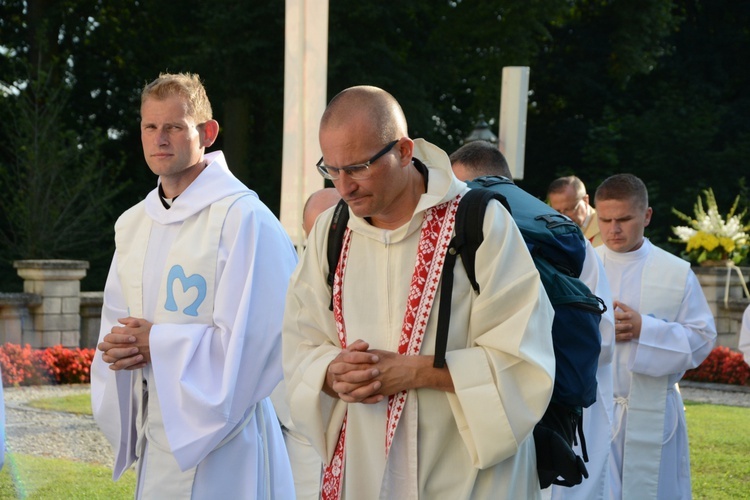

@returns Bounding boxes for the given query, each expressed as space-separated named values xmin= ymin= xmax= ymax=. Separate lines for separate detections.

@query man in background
xmin=451 ymin=141 xmax=615 ymax=500
xmin=548 ymin=175 xmax=602 ymax=247
xmin=302 ymin=187 xmax=341 ymax=236
xmin=739 ymin=304 xmax=750 ymax=366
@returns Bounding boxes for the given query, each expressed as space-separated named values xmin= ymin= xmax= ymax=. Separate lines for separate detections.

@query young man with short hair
xmin=594 ymin=173 xmax=716 ymax=499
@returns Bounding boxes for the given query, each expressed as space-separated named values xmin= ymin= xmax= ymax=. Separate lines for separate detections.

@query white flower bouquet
xmin=671 ymin=188 xmax=749 ymax=265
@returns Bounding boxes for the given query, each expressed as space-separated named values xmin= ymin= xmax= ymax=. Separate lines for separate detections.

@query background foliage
xmin=1 ymin=0 xmax=748 ymax=290
xmin=683 ymin=346 xmax=750 ymax=387
xmin=0 ymin=343 xmax=94 ymax=386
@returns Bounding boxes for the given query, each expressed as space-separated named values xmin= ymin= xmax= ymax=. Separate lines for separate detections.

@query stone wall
xmin=80 ymin=292 xmax=104 ymax=349
xmin=692 ymin=265 xmax=750 ymax=349
xmin=0 ymin=260 xmax=91 ymax=348
xmin=0 ymin=292 xmax=41 ymax=346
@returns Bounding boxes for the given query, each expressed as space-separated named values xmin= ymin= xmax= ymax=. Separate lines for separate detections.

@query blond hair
xmin=141 ymin=72 xmax=213 ymax=123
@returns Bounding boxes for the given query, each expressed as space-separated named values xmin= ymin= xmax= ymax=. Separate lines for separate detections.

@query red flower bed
xmin=0 ymin=343 xmax=96 ymax=387
xmin=682 ymin=346 xmax=750 ymax=386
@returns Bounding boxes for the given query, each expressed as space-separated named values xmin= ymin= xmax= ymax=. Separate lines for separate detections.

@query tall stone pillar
xmin=14 ymin=260 xmax=89 ymax=348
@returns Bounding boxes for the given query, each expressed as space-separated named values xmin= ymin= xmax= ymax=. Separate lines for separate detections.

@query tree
xmin=2 ymin=0 xmax=748 ymax=292
xmin=553 ymin=0 xmax=750 ymax=250
xmin=0 ymin=63 xmax=126 ymax=290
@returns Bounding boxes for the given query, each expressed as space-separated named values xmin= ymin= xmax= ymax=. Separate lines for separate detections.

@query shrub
xmin=683 ymin=346 xmax=750 ymax=386
xmin=38 ymin=345 xmax=95 ymax=384
xmin=0 ymin=343 xmax=95 ymax=387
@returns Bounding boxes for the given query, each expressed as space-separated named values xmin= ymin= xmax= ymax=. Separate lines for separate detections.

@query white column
xmin=498 ymin=66 xmax=530 ymax=180
xmin=280 ymin=0 xmax=329 ymax=248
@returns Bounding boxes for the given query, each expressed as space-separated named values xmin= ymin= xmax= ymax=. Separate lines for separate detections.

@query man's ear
xmin=396 ymin=137 xmax=414 ymax=168
xmin=201 ymin=119 xmax=220 ymax=147
xmin=644 ymin=206 xmax=653 ymax=227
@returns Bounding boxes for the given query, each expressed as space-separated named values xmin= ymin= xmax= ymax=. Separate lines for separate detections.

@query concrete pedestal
xmin=14 ymin=260 xmax=89 ymax=348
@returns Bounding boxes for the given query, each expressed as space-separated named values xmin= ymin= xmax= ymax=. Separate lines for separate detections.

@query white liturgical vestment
xmin=596 ymin=239 xmax=716 ymax=500
xmin=283 ymin=139 xmax=556 ymax=499
xmin=92 ymin=151 xmax=297 ymax=499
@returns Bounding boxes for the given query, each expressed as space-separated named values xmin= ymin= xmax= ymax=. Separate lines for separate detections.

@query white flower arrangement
xmin=671 ymin=188 xmax=749 ymax=265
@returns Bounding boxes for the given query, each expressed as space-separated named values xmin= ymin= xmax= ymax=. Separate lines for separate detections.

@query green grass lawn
xmin=0 ymin=454 xmax=135 ymax=499
xmin=1 ymin=394 xmax=747 ymax=498
xmin=2 ymin=393 xmax=136 ymax=498
xmin=686 ymin=401 xmax=750 ymax=499
xmin=26 ymin=393 xmax=92 ymax=415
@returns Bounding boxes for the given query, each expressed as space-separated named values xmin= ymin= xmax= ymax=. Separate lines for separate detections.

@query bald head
xmin=302 ymin=188 xmax=342 ymax=236
xmin=320 ymin=86 xmax=408 ymax=143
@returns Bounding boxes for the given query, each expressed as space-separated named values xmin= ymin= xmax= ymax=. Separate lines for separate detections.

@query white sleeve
xmin=444 ymin=201 xmax=556 ymax=467
xmin=149 ymin=199 xmax=298 ymax=470
xmin=632 ymin=272 xmax=716 ymax=377
xmin=580 ymin=241 xmax=615 ymax=367
xmin=90 ymin=256 xmax=138 ymax=479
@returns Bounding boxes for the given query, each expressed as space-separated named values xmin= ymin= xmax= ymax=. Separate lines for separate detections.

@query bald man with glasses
xmin=282 ymin=85 xmax=555 ymax=499
xmin=548 ymin=175 xmax=603 ymax=247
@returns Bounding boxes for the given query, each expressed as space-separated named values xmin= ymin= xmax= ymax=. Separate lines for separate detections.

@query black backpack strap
xmin=433 ymin=241 xmax=458 ymax=368
xmin=433 ymin=189 xmax=511 ymax=368
xmin=456 ymin=188 xmax=511 ymax=293
xmin=327 ymin=199 xmax=350 ymax=311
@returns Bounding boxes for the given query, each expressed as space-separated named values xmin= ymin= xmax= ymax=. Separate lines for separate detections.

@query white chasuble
xmin=116 ymin=192 xmax=248 ymax=496
xmin=93 ymin=151 xmax=298 ymax=500
xmin=322 ymin=197 xmax=459 ymax=500
xmin=623 ymin=246 xmax=687 ymax=499
xmin=596 ymin=240 xmax=712 ymax=500
xmin=283 ymin=139 xmax=556 ymax=500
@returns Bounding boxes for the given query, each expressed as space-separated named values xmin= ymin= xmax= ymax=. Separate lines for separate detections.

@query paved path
xmin=3 ymin=382 xmax=750 ymax=465
xmin=4 ymin=384 xmax=113 ymax=465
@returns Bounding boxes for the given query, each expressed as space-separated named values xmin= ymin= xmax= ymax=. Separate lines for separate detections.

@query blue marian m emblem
xmin=165 ymin=265 xmax=207 ymax=317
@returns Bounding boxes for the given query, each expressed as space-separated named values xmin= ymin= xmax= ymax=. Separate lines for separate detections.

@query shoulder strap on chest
xmin=327 ymin=199 xmax=350 ymax=311
xmin=433 ymin=188 xmax=510 ymax=367
xmin=454 ymin=187 xmax=511 ymax=292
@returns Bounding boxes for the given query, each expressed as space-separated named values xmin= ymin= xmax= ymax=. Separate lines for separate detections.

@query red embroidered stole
xmin=321 ymin=196 xmax=460 ymax=500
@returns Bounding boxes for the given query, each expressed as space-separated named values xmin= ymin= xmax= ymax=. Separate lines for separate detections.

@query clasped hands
xmin=324 ymin=339 xmax=422 ymax=405
xmin=98 ymin=316 xmax=152 ymax=371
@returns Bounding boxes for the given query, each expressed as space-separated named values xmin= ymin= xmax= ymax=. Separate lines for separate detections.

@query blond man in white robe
xmin=91 ymin=72 xmax=296 ymax=499
xmin=282 ymin=86 xmax=556 ymax=499
xmin=594 ymin=173 xmax=716 ymax=500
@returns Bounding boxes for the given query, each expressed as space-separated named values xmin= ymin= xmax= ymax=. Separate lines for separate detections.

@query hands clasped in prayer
xmin=324 ymin=339 xmax=445 ymax=404
xmin=98 ymin=316 xmax=152 ymax=370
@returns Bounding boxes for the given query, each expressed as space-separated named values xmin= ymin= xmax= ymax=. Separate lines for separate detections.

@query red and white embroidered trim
xmin=385 ymin=199 xmax=459 ymax=454
xmin=321 ymin=196 xmax=460 ymax=500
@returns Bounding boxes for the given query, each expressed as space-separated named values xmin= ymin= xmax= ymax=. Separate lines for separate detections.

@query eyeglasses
xmin=316 ymin=140 xmax=399 ymax=180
